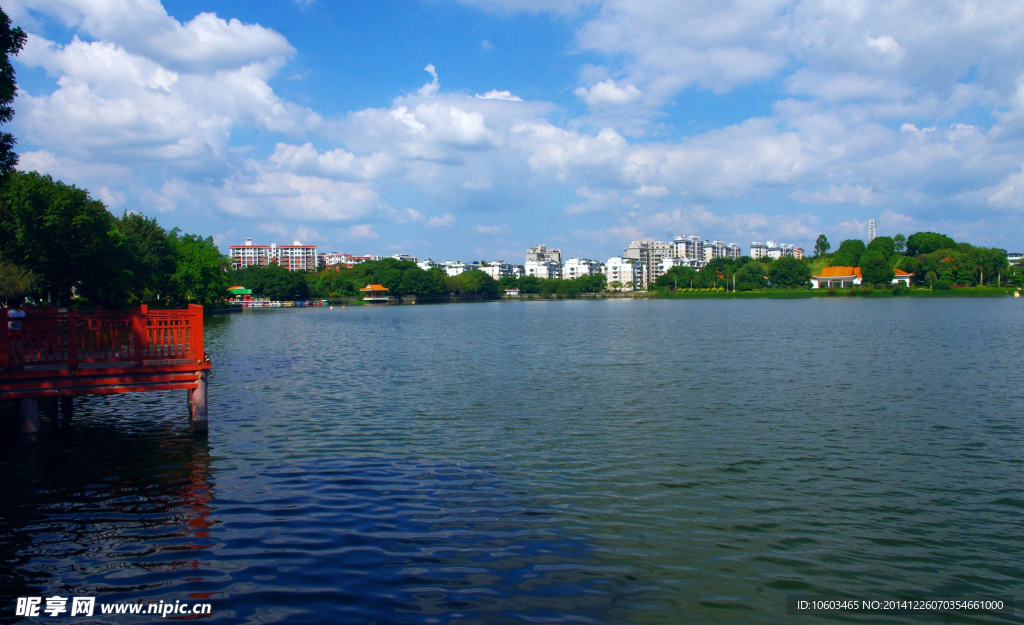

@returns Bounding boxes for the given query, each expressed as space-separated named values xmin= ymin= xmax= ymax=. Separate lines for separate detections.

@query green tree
xmin=893 ymin=233 xmax=906 ymax=253
xmin=118 ymin=211 xmax=175 ymax=302
xmin=0 ymin=171 xmax=124 ymax=305
xmin=696 ymin=263 xmax=722 ymax=288
xmin=906 ymin=232 xmax=956 ymax=256
xmin=0 ymin=259 xmax=36 ymax=305
xmin=653 ymin=266 xmax=697 ymax=290
xmin=555 ymin=279 xmax=581 ymax=296
xmin=450 ymin=269 xmax=500 ymax=298
xmin=829 ymin=239 xmax=866 ymax=266
xmin=860 ymin=252 xmax=894 ymax=285
xmin=972 ymin=247 xmax=1008 ymax=286
xmin=233 ymin=263 xmax=309 ymax=301
xmin=735 ymin=261 xmax=768 ymax=287
xmin=576 ymin=273 xmax=607 ymax=293
xmin=0 ymin=9 xmax=25 ymax=177
xmin=165 ymin=230 xmax=230 ymax=307
xmin=400 ymin=267 xmax=445 ymax=298
xmin=814 ymin=234 xmax=830 ymax=257
xmin=517 ymin=275 xmax=542 ymax=294
xmin=865 ymin=235 xmax=895 ymax=261
xmin=768 ymin=256 xmax=811 ymax=287
xmin=924 ymin=270 xmax=937 ymax=289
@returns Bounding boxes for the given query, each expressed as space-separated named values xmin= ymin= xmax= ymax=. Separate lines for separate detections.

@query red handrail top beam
xmin=3 ymin=305 xmax=209 ymax=372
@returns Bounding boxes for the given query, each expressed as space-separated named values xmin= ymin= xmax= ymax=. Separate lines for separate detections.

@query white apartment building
xmin=701 ymin=240 xmax=743 ymax=262
xmin=320 ymin=252 xmax=374 ymax=268
xmin=444 ymin=261 xmax=481 ymax=277
xmin=703 ymin=240 xmax=725 ymax=263
xmin=751 ymin=240 xmax=803 ymax=261
xmin=277 ymin=242 xmax=318 ymax=271
xmin=673 ymin=235 xmax=704 ymax=263
xmin=481 ymin=261 xmax=515 ymax=280
xmin=562 ymin=258 xmax=602 ymax=280
xmin=624 ymin=240 xmax=673 ymax=287
xmin=233 ymin=239 xmax=318 ymax=271
xmin=392 ymin=254 xmax=418 ymax=263
xmin=417 ymin=259 xmax=438 ymax=271
xmin=525 ymin=260 xmax=561 ymax=280
xmin=657 ymin=257 xmax=702 ymax=276
xmin=319 ymin=252 xmax=343 ymax=268
xmin=229 ymin=239 xmax=274 ymax=270
xmin=602 ymin=256 xmax=646 ymax=290
xmin=526 ymin=244 xmax=562 ymax=264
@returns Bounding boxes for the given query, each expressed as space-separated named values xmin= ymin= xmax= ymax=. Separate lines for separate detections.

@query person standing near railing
xmin=6 ymin=297 xmax=25 ymax=368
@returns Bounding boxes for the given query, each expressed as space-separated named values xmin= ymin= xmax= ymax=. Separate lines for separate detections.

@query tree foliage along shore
xmin=233 ymin=261 xmax=608 ymax=301
xmin=650 ymin=230 xmax=1016 ymax=293
xmin=822 ymin=231 xmax=1011 ymax=287
xmin=0 ymin=171 xmax=230 ymax=308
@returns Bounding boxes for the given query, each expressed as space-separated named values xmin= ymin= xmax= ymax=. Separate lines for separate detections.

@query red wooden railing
xmin=1 ymin=304 xmax=205 ymax=372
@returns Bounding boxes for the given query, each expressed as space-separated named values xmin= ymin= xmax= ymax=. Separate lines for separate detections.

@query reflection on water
xmin=2 ymin=299 xmax=1024 ymax=624
xmin=0 ymin=394 xmax=215 ymax=614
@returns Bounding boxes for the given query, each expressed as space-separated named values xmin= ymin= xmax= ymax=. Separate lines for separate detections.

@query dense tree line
xmin=498 ymin=273 xmax=606 ymax=296
xmin=822 ymin=231 xmax=1009 ymax=288
xmin=650 ymin=255 xmax=812 ymax=292
xmin=232 ymin=262 xmax=612 ymax=301
xmin=231 ymin=259 xmax=503 ymax=301
xmin=0 ymin=171 xmax=230 ymax=308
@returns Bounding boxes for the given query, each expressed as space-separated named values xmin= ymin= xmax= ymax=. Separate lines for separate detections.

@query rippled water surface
xmin=2 ymin=299 xmax=1023 ymax=624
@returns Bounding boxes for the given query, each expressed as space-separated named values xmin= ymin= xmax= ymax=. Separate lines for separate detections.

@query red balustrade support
xmin=189 ymin=304 xmax=204 ymax=364
xmin=0 ymin=309 xmax=8 ymax=371
xmin=133 ymin=305 xmax=148 ymax=365
xmin=67 ymin=308 xmax=78 ymax=371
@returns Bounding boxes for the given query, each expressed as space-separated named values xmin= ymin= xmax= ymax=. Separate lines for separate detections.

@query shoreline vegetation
xmin=315 ymin=285 xmax=1017 ymax=307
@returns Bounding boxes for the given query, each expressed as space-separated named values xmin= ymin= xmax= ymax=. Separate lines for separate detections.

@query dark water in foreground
xmin=1 ymin=299 xmax=1023 ymax=624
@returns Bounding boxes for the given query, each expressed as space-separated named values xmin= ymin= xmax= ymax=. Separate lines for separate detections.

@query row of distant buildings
xmin=229 ymin=236 xmax=804 ymax=290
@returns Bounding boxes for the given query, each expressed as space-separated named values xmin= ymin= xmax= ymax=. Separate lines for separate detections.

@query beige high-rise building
xmin=526 ymin=244 xmax=562 ymax=264
xmin=624 ymin=239 xmax=673 ymax=287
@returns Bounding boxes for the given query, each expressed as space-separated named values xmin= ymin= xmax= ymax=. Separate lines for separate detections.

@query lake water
xmin=2 ymin=299 xmax=1023 ymax=624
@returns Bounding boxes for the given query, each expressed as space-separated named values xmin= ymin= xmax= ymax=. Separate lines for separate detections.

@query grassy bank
xmin=655 ymin=286 xmax=1018 ymax=299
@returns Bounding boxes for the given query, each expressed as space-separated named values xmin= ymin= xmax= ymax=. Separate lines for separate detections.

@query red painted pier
xmin=1 ymin=304 xmax=211 ymax=434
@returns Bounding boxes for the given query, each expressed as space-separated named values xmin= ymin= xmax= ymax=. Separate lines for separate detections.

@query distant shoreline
xmin=300 ymin=287 xmax=1019 ymax=307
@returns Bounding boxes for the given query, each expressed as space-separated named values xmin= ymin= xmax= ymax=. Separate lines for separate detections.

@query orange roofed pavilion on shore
xmin=359 ymin=284 xmax=390 ymax=302
xmin=810 ymin=266 xmax=863 ymax=289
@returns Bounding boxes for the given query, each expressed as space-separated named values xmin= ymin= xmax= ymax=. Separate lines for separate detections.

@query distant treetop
xmin=906 ymin=232 xmax=957 ymax=256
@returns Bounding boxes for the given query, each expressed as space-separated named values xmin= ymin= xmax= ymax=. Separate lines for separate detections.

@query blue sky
xmin=7 ymin=0 xmax=1024 ymax=261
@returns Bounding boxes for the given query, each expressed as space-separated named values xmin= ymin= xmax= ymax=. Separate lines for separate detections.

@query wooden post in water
xmin=60 ymin=396 xmax=74 ymax=422
xmin=190 ymin=370 xmax=209 ymax=434
xmin=21 ymin=398 xmax=39 ymax=434
xmin=40 ymin=396 xmax=58 ymax=419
